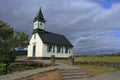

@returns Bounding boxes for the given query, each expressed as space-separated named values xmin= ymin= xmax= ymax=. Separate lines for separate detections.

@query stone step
xmin=60 ymin=70 xmax=87 ymax=73
xmin=64 ymin=78 xmax=89 ymax=80
xmin=62 ymin=74 xmax=89 ymax=77
xmin=61 ymin=72 xmax=88 ymax=76
xmin=60 ymin=69 xmax=85 ymax=73
xmin=63 ymin=75 xmax=89 ymax=80
xmin=60 ymin=69 xmax=84 ymax=71
xmin=60 ymin=68 xmax=89 ymax=80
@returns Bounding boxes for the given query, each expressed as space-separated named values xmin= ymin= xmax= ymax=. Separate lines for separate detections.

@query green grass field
xmin=74 ymin=56 xmax=120 ymax=76
xmin=75 ymin=56 xmax=120 ymax=62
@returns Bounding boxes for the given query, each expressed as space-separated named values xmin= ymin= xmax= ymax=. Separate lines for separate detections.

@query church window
xmin=53 ymin=45 xmax=55 ymax=53
xmin=61 ymin=46 xmax=63 ymax=53
xmin=40 ymin=23 xmax=42 ymax=25
xmin=34 ymin=34 xmax=36 ymax=39
xmin=65 ymin=47 xmax=69 ymax=53
xmin=57 ymin=46 xmax=61 ymax=53
xmin=69 ymin=48 xmax=71 ymax=54
xmin=47 ymin=44 xmax=52 ymax=52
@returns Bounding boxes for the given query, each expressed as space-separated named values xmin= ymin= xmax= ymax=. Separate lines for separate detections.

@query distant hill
xmin=16 ymin=50 xmax=27 ymax=55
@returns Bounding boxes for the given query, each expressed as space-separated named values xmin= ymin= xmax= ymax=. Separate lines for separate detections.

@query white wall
xmin=42 ymin=44 xmax=73 ymax=58
xmin=28 ymin=33 xmax=73 ymax=58
xmin=27 ymin=33 xmax=43 ymax=57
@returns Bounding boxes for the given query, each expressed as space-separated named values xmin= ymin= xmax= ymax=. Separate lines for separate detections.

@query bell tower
xmin=33 ymin=8 xmax=46 ymax=30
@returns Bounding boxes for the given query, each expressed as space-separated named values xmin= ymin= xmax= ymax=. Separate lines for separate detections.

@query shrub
xmin=0 ymin=63 xmax=6 ymax=75
xmin=0 ymin=50 xmax=16 ymax=65
xmin=11 ymin=66 xmax=35 ymax=71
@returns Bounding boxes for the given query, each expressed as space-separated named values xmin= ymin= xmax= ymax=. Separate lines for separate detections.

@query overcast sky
xmin=0 ymin=0 xmax=120 ymax=54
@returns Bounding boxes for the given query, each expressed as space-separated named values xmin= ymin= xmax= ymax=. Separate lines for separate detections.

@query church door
xmin=33 ymin=45 xmax=36 ymax=57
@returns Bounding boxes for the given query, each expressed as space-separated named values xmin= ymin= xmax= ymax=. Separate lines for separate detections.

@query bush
xmin=0 ymin=50 xmax=16 ymax=65
xmin=11 ymin=66 xmax=35 ymax=71
xmin=10 ymin=61 xmax=51 ymax=72
xmin=0 ymin=63 xmax=6 ymax=75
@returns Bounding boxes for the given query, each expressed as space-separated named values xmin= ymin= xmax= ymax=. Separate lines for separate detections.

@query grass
xmin=16 ymin=55 xmax=27 ymax=60
xmin=75 ymin=56 xmax=120 ymax=62
xmin=75 ymin=64 xmax=119 ymax=76
xmin=57 ymin=56 xmax=120 ymax=64
xmin=57 ymin=56 xmax=120 ymax=76
xmin=56 ymin=59 xmax=69 ymax=64
xmin=74 ymin=56 xmax=120 ymax=76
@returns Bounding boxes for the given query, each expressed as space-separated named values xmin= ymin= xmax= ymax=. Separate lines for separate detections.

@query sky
xmin=0 ymin=0 xmax=120 ymax=54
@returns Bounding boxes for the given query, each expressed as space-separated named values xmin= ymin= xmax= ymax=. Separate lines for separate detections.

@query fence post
xmin=51 ymin=55 xmax=55 ymax=66
xmin=68 ymin=55 xmax=74 ymax=65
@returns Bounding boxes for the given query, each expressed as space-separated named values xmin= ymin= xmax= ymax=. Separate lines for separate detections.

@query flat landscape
xmin=75 ymin=56 xmax=120 ymax=62
xmin=1 ymin=55 xmax=120 ymax=80
xmin=58 ymin=55 xmax=120 ymax=76
xmin=75 ymin=55 xmax=120 ymax=76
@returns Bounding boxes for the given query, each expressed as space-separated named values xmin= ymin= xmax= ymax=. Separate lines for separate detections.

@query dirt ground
xmin=16 ymin=69 xmax=63 ymax=80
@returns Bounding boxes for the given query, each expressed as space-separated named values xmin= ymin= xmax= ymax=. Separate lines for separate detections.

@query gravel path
xmin=0 ymin=66 xmax=56 ymax=80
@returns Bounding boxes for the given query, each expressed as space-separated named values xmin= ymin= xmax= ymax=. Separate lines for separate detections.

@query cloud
xmin=0 ymin=0 xmax=120 ymax=54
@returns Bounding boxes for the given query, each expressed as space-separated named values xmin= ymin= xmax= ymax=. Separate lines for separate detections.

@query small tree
xmin=13 ymin=32 xmax=29 ymax=50
xmin=0 ymin=20 xmax=16 ymax=65
xmin=0 ymin=20 xmax=29 ymax=74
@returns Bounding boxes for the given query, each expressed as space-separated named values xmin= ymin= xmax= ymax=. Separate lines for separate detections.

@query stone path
xmin=0 ymin=66 xmax=56 ymax=80
xmin=36 ymin=60 xmax=90 ymax=80
xmin=42 ymin=60 xmax=120 ymax=80
xmin=56 ymin=63 xmax=89 ymax=80
xmin=60 ymin=69 xmax=89 ymax=80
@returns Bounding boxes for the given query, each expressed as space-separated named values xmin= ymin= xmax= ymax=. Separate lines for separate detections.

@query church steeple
xmin=33 ymin=8 xmax=46 ymax=22
xmin=33 ymin=8 xmax=46 ymax=30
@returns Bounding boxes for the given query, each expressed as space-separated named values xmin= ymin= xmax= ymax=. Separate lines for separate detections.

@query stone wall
xmin=10 ymin=60 xmax=51 ymax=70
xmin=75 ymin=61 xmax=120 ymax=68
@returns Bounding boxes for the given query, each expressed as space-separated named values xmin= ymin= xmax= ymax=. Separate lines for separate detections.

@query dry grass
xmin=74 ymin=56 xmax=120 ymax=76
xmin=16 ymin=55 xmax=27 ymax=60
xmin=76 ymin=64 xmax=119 ymax=77
xmin=56 ymin=59 xmax=69 ymax=64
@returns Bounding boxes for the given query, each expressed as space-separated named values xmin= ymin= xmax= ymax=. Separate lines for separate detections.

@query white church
xmin=27 ymin=8 xmax=73 ymax=59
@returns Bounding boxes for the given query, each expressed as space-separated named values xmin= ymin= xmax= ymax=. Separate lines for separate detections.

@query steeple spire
xmin=33 ymin=8 xmax=46 ymax=22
